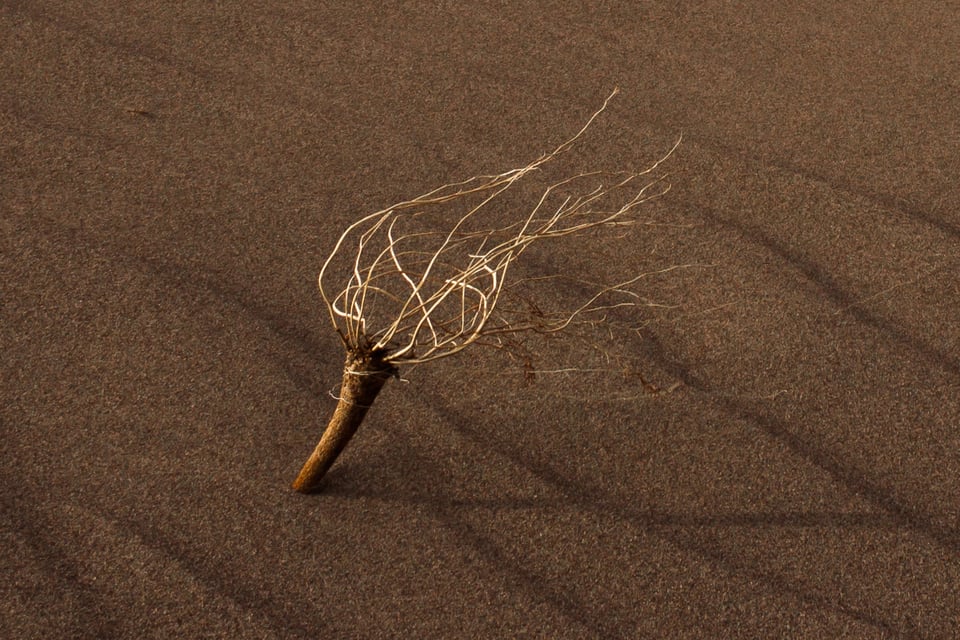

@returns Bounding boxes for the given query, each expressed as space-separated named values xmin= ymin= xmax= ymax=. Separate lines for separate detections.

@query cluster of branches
xmin=319 ymin=89 xmax=681 ymax=369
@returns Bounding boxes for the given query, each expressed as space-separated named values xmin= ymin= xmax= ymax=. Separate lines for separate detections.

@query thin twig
xmin=319 ymin=88 xmax=682 ymax=368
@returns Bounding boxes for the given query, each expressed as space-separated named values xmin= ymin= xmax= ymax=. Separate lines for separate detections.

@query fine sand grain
xmin=3 ymin=2 xmax=959 ymax=638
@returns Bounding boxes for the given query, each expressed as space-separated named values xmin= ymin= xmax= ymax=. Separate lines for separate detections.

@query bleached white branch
xmin=318 ymin=88 xmax=682 ymax=367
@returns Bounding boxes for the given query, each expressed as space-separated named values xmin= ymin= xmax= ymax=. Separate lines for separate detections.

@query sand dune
xmin=3 ymin=2 xmax=959 ymax=637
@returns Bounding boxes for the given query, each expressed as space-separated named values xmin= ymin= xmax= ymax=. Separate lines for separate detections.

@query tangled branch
xmin=319 ymin=88 xmax=680 ymax=367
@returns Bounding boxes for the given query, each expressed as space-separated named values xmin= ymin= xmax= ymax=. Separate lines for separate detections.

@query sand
xmin=3 ymin=2 xmax=959 ymax=637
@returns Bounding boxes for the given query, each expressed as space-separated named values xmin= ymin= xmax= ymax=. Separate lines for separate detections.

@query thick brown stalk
xmin=292 ymin=350 xmax=394 ymax=493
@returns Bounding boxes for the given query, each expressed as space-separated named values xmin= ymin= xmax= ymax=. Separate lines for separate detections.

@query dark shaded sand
xmin=3 ymin=2 xmax=959 ymax=637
